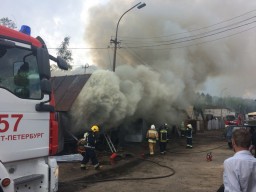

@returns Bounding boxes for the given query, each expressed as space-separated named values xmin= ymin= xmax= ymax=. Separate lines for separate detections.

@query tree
xmin=205 ymin=93 xmax=213 ymax=105
xmin=0 ymin=17 xmax=17 ymax=29
xmin=56 ymin=36 xmax=73 ymax=69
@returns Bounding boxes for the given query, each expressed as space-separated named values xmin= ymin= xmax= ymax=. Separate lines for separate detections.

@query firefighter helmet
xmin=91 ymin=125 xmax=99 ymax=132
xmin=150 ymin=124 xmax=156 ymax=129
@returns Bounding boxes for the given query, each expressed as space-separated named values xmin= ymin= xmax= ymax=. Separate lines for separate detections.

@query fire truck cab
xmin=0 ymin=25 xmax=67 ymax=192
xmin=224 ymin=114 xmax=242 ymax=127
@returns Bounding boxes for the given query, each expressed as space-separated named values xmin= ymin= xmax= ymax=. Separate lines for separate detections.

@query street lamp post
xmin=111 ymin=2 xmax=146 ymax=72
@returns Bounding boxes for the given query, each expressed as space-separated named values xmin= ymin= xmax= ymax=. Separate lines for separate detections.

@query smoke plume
xmin=70 ymin=0 xmax=256 ymax=132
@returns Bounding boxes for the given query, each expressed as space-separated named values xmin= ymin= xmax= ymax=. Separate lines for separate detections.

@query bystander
xmin=222 ymin=128 xmax=256 ymax=191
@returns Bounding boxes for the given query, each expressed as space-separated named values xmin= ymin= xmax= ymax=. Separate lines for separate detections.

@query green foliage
xmin=205 ymin=93 xmax=212 ymax=105
xmin=56 ymin=36 xmax=73 ymax=69
xmin=0 ymin=17 xmax=17 ymax=29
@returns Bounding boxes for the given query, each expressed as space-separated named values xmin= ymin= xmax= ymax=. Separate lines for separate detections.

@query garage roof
xmin=51 ymin=74 xmax=91 ymax=112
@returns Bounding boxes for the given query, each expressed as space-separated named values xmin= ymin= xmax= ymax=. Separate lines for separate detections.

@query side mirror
xmin=36 ymin=103 xmax=54 ymax=112
xmin=49 ymin=55 xmax=69 ymax=70
xmin=57 ymin=56 xmax=69 ymax=70
xmin=37 ymin=48 xmax=50 ymax=79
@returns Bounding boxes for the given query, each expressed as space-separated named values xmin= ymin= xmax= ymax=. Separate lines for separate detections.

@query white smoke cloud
xmin=71 ymin=65 xmax=190 ymax=132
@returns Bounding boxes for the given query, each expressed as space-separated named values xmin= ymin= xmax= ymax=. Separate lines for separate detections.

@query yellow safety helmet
xmin=91 ymin=125 xmax=99 ymax=132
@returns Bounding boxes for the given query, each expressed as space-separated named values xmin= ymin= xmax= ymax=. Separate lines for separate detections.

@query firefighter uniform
xmin=159 ymin=123 xmax=168 ymax=154
xmin=186 ymin=124 xmax=193 ymax=148
xmin=146 ymin=124 xmax=159 ymax=155
xmin=80 ymin=125 xmax=100 ymax=170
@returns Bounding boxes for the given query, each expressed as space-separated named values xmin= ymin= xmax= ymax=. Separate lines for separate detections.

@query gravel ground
xmin=58 ymin=129 xmax=234 ymax=192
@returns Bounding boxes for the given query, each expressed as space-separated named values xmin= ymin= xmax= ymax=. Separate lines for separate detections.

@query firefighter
xmin=159 ymin=123 xmax=168 ymax=154
xmin=186 ymin=124 xmax=193 ymax=148
xmin=80 ymin=125 xmax=101 ymax=170
xmin=146 ymin=124 xmax=159 ymax=155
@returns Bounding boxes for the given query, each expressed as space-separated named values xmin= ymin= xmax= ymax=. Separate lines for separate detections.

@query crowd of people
xmin=145 ymin=122 xmax=194 ymax=155
xmin=77 ymin=122 xmax=194 ymax=170
xmin=145 ymin=122 xmax=256 ymax=192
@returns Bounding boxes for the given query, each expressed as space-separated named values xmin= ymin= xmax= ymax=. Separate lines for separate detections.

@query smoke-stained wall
xmin=70 ymin=0 xmax=256 ymax=133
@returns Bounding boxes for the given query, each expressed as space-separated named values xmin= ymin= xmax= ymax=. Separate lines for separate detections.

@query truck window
xmin=226 ymin=115 xmax=235 ymax=121
xmin=0 ymin=46 xmax=41 ymax=99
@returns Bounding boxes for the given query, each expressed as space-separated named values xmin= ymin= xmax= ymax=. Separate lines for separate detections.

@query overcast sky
xmin=1 ymin=0 xmax=100 ymax=67
xmin=2 ymin=0 xmax=256 ymax=99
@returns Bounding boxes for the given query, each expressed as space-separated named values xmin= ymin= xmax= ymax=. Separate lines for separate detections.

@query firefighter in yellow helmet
xmin=146 ymin=124 xmax=159 ymax=155
xmin=80 ymin=125 xmax=101 ymax=170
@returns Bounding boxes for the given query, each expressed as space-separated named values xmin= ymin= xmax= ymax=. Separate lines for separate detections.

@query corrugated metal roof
xmin=51 ymin=74 xmax=91 ymax=112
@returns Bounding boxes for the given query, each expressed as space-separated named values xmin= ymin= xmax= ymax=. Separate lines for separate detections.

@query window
xmin=226 ymin=115 xmax=235 ymax=121
xmin=0 ymin=46 xmax=41 ymax=99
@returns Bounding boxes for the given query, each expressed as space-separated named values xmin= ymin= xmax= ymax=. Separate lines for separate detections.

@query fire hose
xmin=72 ymin=157 xmax=176 ymax=184
xmin=81 ymin=143 xmax=226 ymax=183
xmin=62 ymin=144 xmax=226 ymax=185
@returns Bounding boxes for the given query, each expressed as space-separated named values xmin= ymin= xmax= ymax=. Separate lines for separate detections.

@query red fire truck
xmin=224 ymin=114 xmax=243 ymax=127
xmin=0 ymin=25 xmax=67 ymax=192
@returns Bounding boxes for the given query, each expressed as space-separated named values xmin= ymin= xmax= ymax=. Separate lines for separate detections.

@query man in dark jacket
xmin=80 ymin=125 xmax=101 ymax=170
xmin=159 ymin=123 xmax=168 ymax=154
xmin=186 ymin=124 xmax=193 ymax=148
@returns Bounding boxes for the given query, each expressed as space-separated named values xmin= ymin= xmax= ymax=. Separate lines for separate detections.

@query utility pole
xmin=111 ymin=2 xmax=146 ymax=72
xmin=82 ymin=63 xmax=89 ymax=74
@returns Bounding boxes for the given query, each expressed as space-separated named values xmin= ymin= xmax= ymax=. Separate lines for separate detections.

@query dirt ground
xmin=58 ymin=129 xmax=234 ymax=192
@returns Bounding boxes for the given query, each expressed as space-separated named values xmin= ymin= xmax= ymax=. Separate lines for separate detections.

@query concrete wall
xmin=207 ymin=118 xmax=225 ymax=130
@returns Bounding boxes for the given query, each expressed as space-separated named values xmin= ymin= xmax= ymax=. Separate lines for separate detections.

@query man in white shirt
xmin=223 ymin=128 xmax=256 ymax=192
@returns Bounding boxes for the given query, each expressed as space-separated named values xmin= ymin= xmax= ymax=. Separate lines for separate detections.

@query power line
xmin=122 ymin=20 xmax=256 ymax=49
xmin=115 ymin=50 xmax=142 ymax=67
xmin=121 ymin=44 xmax=148 ymax=65
xmin=117 ymin=8 xmax=256 ymax=40
xmin=50 ymin=9 xmax=256 ymax=52
xmin=121 ymin=15 xmax=256 ymax=45
xmin=123 ymin=24 xmax=256 ymax=51
xmin=48 ymin=47 xmax=109 ymax=50
xmin=48 ymin=21 xmax=255 ymax=53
